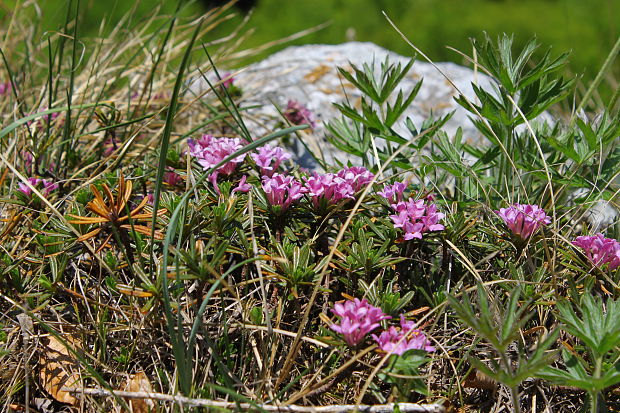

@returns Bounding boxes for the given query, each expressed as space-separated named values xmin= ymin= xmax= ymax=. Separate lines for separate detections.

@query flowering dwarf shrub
xmin=17 ymin=177 xmax=58 ymax=198
xmin=495 ymin=203 xmax=551 ymax=240
xmin=329 ymin=298 xmax=391 ymax=346
xmin=572 ymin=234 xmax=620 ymax=271
xmin=4 ymin=19 xmax=620 ymax=413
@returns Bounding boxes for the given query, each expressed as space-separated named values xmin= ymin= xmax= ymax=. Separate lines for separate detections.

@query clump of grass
xmin=0 ymin=1 xmax=619 ymax=412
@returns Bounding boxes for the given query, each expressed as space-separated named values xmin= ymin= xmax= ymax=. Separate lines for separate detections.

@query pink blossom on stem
xmin=495 ymin=203 xmax=551 ymax=240
xmin=233 ymin=175 xmax=252 ymax=193
xmin=220 ymin=72 xmax=235 ymax=88
xmin=187 ymin=135 xmax=247 ymax=191
xmin=378 ymin=181 xmax=408 ymax=204
xmin=284 ymin=100 xmax=316 ymax=128
xmin=330 ymin=298 xmax=391 ymax=346
xmin=372 ymin=315 xmax=435 ymax=355
xmin=337 ymin=167 xmax=374 ymax=192
xmin=261 ymin=174 xmax=306 ymax=211
xmin=0 ymin=81 xmax=12 ymax=95
xmin=17 ymin=177 xmax=58 ymax=198
xmin=163 ymin=170 xmax=183 ymax=187
xmin=572 ymin=234 xmax=620 ymax=271
xmin=250 ymin=144 xmax=291 ymax=177
xmin=389 ymin=198 xmax=444 ymax=240
xmin=304 ymin=167 xmax=374 ymax=208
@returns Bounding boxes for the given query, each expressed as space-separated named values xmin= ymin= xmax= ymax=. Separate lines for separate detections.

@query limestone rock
xmin=191 ymin=42 xmax=504 ymax=165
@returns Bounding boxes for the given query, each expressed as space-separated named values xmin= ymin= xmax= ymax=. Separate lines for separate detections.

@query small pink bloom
xmin=495 ymin=203 xmax=551 ymax=240
xmin=250 ymin=144 xmax=291 ymax=177
xmin=304 ymin=167 xmax=374 ymax=209
xmin=261 ymin=174 xmax=306 ymax=211
xmin=163 ymin=170 xmax=183 ymax=187
xmin=233 ymin=175 xmax=252 ymax=193
xmin=103 ymin=138 xmax=118 ymax=157
xmin=572 ymin=234 xmax=620 ymax=271
xmin=17 ymin=177 xmax=58 ymax=198
xmin=330 ymin=298 xmax=391 ymax=346
xmin=389 ymin=198 xmax=444 ymax=240
xmin=378 ymin=181 xmax=408 ymax=204
xmin=285 ymin=100 xmax=316 ymax=128
xmin=0 ymin=81 xmax=12 ymax=95
xmin=188 ymin=135 xmax=247 ymax=190
xmin=372 ymin=315 xmax=435 ymax=355
xmin=220 ymin=72 xmax=234 ymax=88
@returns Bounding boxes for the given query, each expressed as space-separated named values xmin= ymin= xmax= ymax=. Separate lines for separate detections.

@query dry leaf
xmin=38 ymin=334 xmax=83 ymax=405
xmin=462 ymin=368 xmax=498 ymax=391
xmin=123 ymin=371 xmax=155 ymax=413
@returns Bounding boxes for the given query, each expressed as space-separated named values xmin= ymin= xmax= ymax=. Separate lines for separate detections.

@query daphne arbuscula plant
xmin=261 ymin=174 xmax=306 ymax=212
xmin=572 ymin=234 xmax=620 ymax=271
xmin=330 ymin=298 xmax=391 ymax=346
xmin=389 ymin=198 xmax=444 ymax=240
xmin=17 ymin=177 xmax=58 ymax=198
xmin=495 ymin=203 xmax=551 ymax=240
xmin=304 ymin=167 xmax=374 ymax=209
xmin=372 ymin=315 xmax=435 ymax=355
xmin=187 ymin=134 xmax=247 ymax=187
xmin=250 ymin=144 xmax=291 ymax=177
xmin=378 ymin=181 xmax=408 ymax=205
xmin=284 ymin=99 xmax=316 ymax=128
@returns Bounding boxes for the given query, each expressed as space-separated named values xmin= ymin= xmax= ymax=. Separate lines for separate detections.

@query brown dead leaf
xmin=462 ymin=368 xmax=498 ymax=391
xmin=123 ymin=371 xmax=155 ymax=413
xmin=38 ymin=334 xmax=83 ymax=405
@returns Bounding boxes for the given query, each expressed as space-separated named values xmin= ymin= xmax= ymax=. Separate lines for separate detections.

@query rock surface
xmin=191 ymin=42 xmax=503 ymax=166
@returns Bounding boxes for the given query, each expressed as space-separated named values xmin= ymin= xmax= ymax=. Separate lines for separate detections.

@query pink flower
xmin=304 ymin=167 xmax=374 ymax=209
xmin=495 ymin=203 xmax=551 ymax=240
xmin=250 ymin=144 xmax=291 ymax=177
xmin=372 ymin=315 xmax=435 ymax=355
xmin=187 ymin=135 xmax=247 ymax=190
xmin=337 ymin=167 xmax=374 ymax=192
xmin=572 ymin=234 xmax=620 ymax=271
xmin=285 ymin=100 xmax=316 ymax=128
xmin=389 ymin=198 xmax=444 ymax=240
xmin=378 ymin=181 xmax=408 ymax=204
xmin=233 ymin=175 xmax=252 ymax=193
xmin=330 ymin=298 xmax=391 ymax=346
xmin=17 ymin=177 xmax=58 ymax=198
xmin=261 ymin=174 xmax=306 ymax=211
xmin=103 ymin=138 xmax=118 ymax=157
xmin=0 ymin=81 xmax=11 ymax=95
xmin=163 ymin=170 xmax=183 ymax=187
xmin=220 ymin=72 xmax=235 ymax=88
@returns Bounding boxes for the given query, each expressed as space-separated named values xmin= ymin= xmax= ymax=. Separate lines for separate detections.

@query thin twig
xmin=67 ymin=388 xmax=445 ymax=412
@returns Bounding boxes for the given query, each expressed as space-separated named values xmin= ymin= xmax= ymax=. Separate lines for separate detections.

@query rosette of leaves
xmin=537 ymin=292 xmax=620 ymax=412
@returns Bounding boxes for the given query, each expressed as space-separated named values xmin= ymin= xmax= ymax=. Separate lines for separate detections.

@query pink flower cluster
xmin=372 ymin=315 xmax=435 ymax=355
xmin=378 ymin=181 xmax=408 ymax=204
xmin=285 ymin=100 xmax=316 ymax=128
xmin=329 ymin=298 xmax=435 ymax=355
xmin=220 ymin=72 xmax=235 ymax=88
xmin=17 ymin=177 xmax=58 ymax=198
xmin=0 ymin=81 xmax=11 ymax=96
xmin=163 ymin=170 xmax=183 ymax=187
xmin=233 ymin=176 xmax=251 ymax=193
xmin=572 ymin=234 xmax=620 ymax=271
xmin=389 ymin=198 xmax=444 ymax=240
xmin=330 ymin=298 xmax=391 ymax=346
xmin=304 ymin=167 xmax=374 ymax=208
xmin=187 ymin=134 xmax=247 ymax=185
xmin=495 ymin=203 xmax=551 ymax=240
xmin=251 ymin=144 xmax=291 ymax=177
xmin=261 ymin=174 xmax=306 ymax=211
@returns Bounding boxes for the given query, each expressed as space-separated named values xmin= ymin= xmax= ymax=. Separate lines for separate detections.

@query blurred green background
xmin=2 ymin=0 xmax=618 ymax=85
